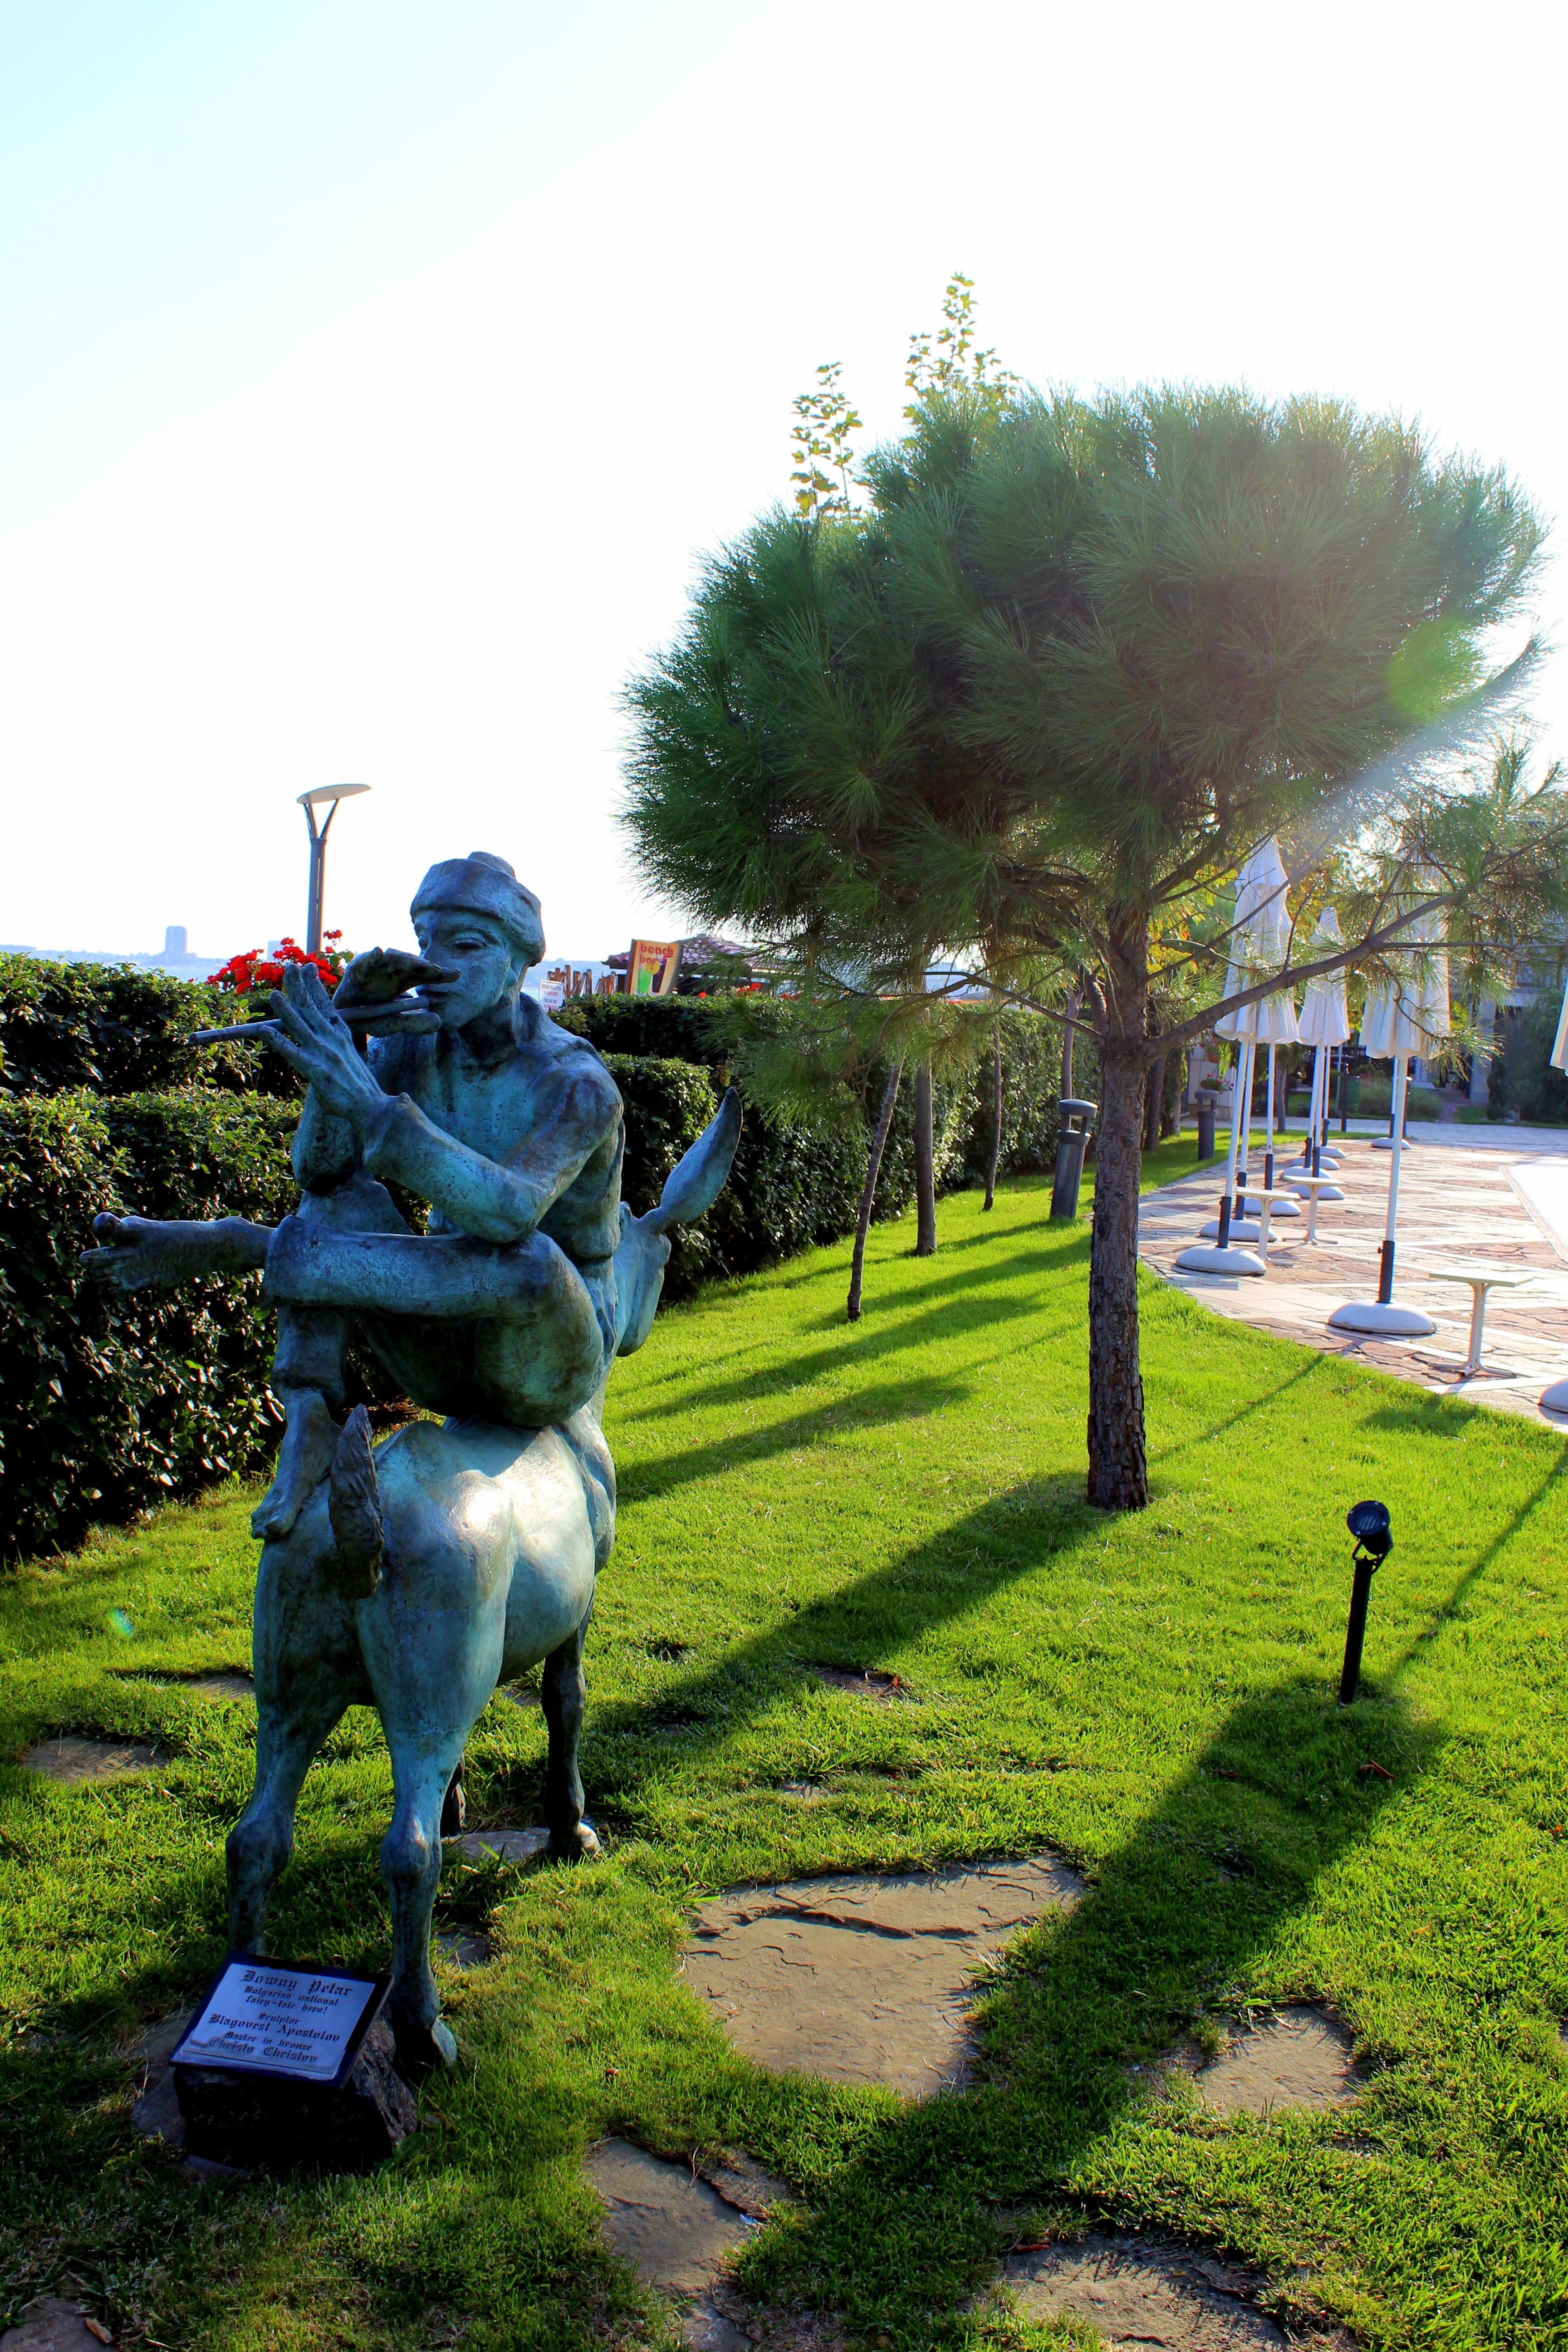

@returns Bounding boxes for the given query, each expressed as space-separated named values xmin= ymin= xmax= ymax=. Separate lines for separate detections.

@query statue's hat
xmin=411 ymin=852 xmax=544 ymax=966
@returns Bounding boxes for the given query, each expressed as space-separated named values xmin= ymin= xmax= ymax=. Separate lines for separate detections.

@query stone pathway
xmin=435 ymin=1930 xmax=490 ymax=1969
xmin=108 ymin=1668 xmax=253 ymax=1704
xmin=1141 ymin=1133 xmax=1568 ymax=1424
xmin=21 ymin=1735 xmax=161 ymax=1784
xmin=0 ymin=2300 xmax=114 ymax=2350
xmin=451 ymin=1827 xmax=549 ymax=1865
xmin=583 ymin=1873 xmax=1370 ymax=2346
xmin=1004 ymin=2234 xmax=1290 ymax=2349
xmin=683 ymin=1857 xmax=1083 ymax=2097
xmin=810 ymin=1666 xmax=908 ymax=1700
xmin=586 ymin=2137 xmax=789 ymax=2350
xmin=1130 ymin=2006 xmax=1363 ymax=2116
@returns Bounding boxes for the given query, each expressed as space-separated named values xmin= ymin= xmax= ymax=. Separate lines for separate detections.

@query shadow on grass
xmin=1385 ymin=1435 xmax=1568 ymax=1683
xmin=727 ymin=1672 xmax=1436 ymax=2336
xmin=581 ymin=1480 xmax=1101 ymax=1819
xmin=622 ymin=1240 xmax=1091 ymax=1435
xmin=1149 ymin=1350 xmax=1326 ymax=1464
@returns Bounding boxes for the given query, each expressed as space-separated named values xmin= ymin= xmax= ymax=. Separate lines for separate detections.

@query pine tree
xmin=623 ymin=335 xmax=1567 ymax=1508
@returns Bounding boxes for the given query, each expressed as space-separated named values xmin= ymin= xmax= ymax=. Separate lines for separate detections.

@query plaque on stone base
xmin=172 ymin=1953 xmax=387 ymax=2087
xmin=171 ymin=1953 xmax=417 ymax=2172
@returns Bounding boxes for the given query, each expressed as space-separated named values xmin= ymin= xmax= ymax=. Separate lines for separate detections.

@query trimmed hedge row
xmin=1 ymin=1091 xmax=299 ymax=1563
xmin=2 ymin=988 xmax=1076 ymax=1561
xmin=0 ymin=953 xmax=294 ymax=1097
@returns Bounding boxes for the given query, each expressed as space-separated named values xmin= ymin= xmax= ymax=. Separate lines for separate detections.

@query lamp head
xmin=1346 ymin=1498 xmax=1392 ymax=1563
xmin=299 ymin=783 xmax=372 ymax=809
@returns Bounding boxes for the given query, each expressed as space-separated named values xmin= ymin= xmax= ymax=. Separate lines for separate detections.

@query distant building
xmin=0 ymin=923 xmax=226 ymax=979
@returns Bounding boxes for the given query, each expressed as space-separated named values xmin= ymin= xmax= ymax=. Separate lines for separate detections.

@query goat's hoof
xmin=547 ymin=1820 xmax=601 ymax=1863
xmin=390 ymin=2013 xmax=458 ymax=2078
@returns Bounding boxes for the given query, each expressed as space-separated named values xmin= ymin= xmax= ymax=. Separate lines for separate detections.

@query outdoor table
xmin=1250 ymin=1187 xmax=1301 ymax=1261
xmin=1284 ymin=1165 xmax=1345 ymax=1202
xmin=1287 ymin=1171 xmax=1343 ymax=1246
xmin=1426 ymin=1265 xmax=1533 ymax=1377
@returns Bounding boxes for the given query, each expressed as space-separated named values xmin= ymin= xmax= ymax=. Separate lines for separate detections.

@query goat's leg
xmin=543 ymin=1608 xmax=600 ymax=1861
xmin=227 ymin=1692 xmax=347 ymax=1954
xmin=380 ymin=1729 xmax=468 ymax=2073
xmin=228 ymin=1501 xmax=367 ymax=1953
xmin=358 ymin=1488 xmax=508 ymax=2074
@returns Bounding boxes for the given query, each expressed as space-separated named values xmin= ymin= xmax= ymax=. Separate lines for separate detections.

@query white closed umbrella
xmin=1329 ymin=881 xmax=1450 ymax=1338
xmin=1179 ymin=838 xmax=1297 ymax=1277
xmin=1291 ymin=907 xmax=1351 ymax=1186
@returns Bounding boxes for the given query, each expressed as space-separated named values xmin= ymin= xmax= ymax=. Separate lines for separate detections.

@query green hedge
xmin=1488 ymin=993 xmax=1568 ymax=1126
xmin=0 ymin=953 xmax=298 ymax=1097
xmin=0 ymin=1092 xmax=300 ymax=1563
xmin=576 ymin=995 xmax=1082 ymax=1203
xmin=1 ymin=1002 xmax=1077 ymax=1561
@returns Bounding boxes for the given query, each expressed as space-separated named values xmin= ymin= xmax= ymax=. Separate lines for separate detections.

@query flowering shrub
xmin=213 ymin=931 xmax=348 ymax=995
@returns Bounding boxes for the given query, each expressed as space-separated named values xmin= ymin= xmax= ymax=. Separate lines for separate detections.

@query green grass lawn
xmin=3 ymin=1145 xmax=1567 ymax=2351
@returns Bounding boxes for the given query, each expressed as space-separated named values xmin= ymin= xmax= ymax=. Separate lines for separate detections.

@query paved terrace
xmin=1138 ymin=1123 xmax=1568 ymax=1426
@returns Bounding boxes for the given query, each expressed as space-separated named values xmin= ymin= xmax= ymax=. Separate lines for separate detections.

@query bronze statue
xmin=84 ymin=853 xmax=739 ymax=2072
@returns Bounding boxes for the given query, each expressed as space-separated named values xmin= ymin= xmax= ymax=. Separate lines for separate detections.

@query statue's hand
xmin=270 ymin=961 xmax=389 ymax=1123
xmin=79 ymin=1214 xmax=178 ymax=1291
xmin=334 ymin=947 xmax=453 ymax=1008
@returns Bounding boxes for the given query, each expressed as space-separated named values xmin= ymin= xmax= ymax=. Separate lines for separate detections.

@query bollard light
xmin=1339 ymin=1499 xmax=1392 ymax=1705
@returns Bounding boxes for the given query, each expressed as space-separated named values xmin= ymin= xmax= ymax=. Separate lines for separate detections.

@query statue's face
xmin=412 ymin=908 xmax=524 ymax=1030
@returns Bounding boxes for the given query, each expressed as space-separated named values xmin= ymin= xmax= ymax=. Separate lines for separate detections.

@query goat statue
xmin=83 ymin=853 xmax=740 ymax=2071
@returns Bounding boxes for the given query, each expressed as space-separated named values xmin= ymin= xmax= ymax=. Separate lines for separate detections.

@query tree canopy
xmin=622 ymin=333 xmax=1568 ymax=1509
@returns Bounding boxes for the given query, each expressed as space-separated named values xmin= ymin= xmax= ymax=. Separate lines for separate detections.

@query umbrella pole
xmin=1378 ymin=1054 xmax=1410 ymax=1304
xmin=1265 ymin=1043 xmax=1277 ymax=1190
xmin=1216 ymin=1039 xmax=1248 ymax=1245
xmin=1235 ymin=1039 xmax=1257 ymax=1221
xmin=1310 ymin=1047 xmax=1325 ymax=1175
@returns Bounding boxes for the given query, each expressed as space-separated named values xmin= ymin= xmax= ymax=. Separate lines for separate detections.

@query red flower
xmin=212 ymin=939 xmax=347 ymax=994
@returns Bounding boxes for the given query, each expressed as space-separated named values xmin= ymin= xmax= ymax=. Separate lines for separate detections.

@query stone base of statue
xmin=175 ymin=2015 xmax=417 ymax=2174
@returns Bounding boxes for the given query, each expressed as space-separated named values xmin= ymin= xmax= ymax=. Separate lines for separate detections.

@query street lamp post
xmin=298 ymin=784 xmax=371 ymax=955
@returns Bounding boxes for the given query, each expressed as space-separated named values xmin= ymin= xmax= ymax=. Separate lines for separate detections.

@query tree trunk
xmin=983 ymin=1032 xmax=1003 ymax=1210
xmin=1061 ymin=990 xmax=1080 ymax=1098
xmin=1086 ymin=993 xmax=1150 ymax=1512
xmin=1143 ymin=1054 xmax=1166 ymax=1150
xmin=847 ymin=1061 xmax=902 ymax=1321
xmin=914 ymin=1059 xmax=936 ymax=1255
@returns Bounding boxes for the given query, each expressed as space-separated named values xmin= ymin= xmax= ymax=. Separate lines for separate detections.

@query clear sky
xmin=3 ymin=0 xmax=1564 ymax=964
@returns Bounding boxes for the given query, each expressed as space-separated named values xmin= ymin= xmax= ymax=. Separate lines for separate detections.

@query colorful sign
xmin=627 ymin=939 xmax=681 ymax=997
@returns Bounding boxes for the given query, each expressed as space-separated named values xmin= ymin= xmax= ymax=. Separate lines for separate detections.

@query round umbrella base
xmin=1200 ymin=1219 xmax=1260 ymax=1242
xmin=1284 ymin=1180 xmax=1345 ymax=1201
xmin=1242 ymin=1193 xmax=1300 ymax=1218
xmin=1328 ymin=1300 xmax=1437 ymax=1337
xmin=1541 ymin=1379 xmax=1568 ymax=1418
xmin=1370 ymin=1136 xmax=1419 ymax=1150
xmin=1176 ymin=1244 xmax=1267 ymax=1277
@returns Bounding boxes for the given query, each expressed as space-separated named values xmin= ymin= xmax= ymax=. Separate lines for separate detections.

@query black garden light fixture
xmin=1339 ymin=1499 xmax=1392 ymax=1704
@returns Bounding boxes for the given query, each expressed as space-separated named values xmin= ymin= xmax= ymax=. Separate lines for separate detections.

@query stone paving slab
xmin=451 ymin=1827 xmax=549 ymax=1865
xmin=684 ymin=1857 xmax=1083 ymax=2097
xmin=0 ymin=2299 xmax=114 ymax=2350
xmin=1141 ymin=1135 xmax=1568 ymax=1425
xmin=21 ymin=1735 xmax=162 ymax=1783
xmin=1198 ymin=2008 xmax=1362 ymax=2114
xmin=586 ymin=2137 xmax=791 ymax=2348
xmin=1004 ymin=2235 xmax=1289 ymax=2348
xmin=435 ymin=1930 xmax=490 ymax=1969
